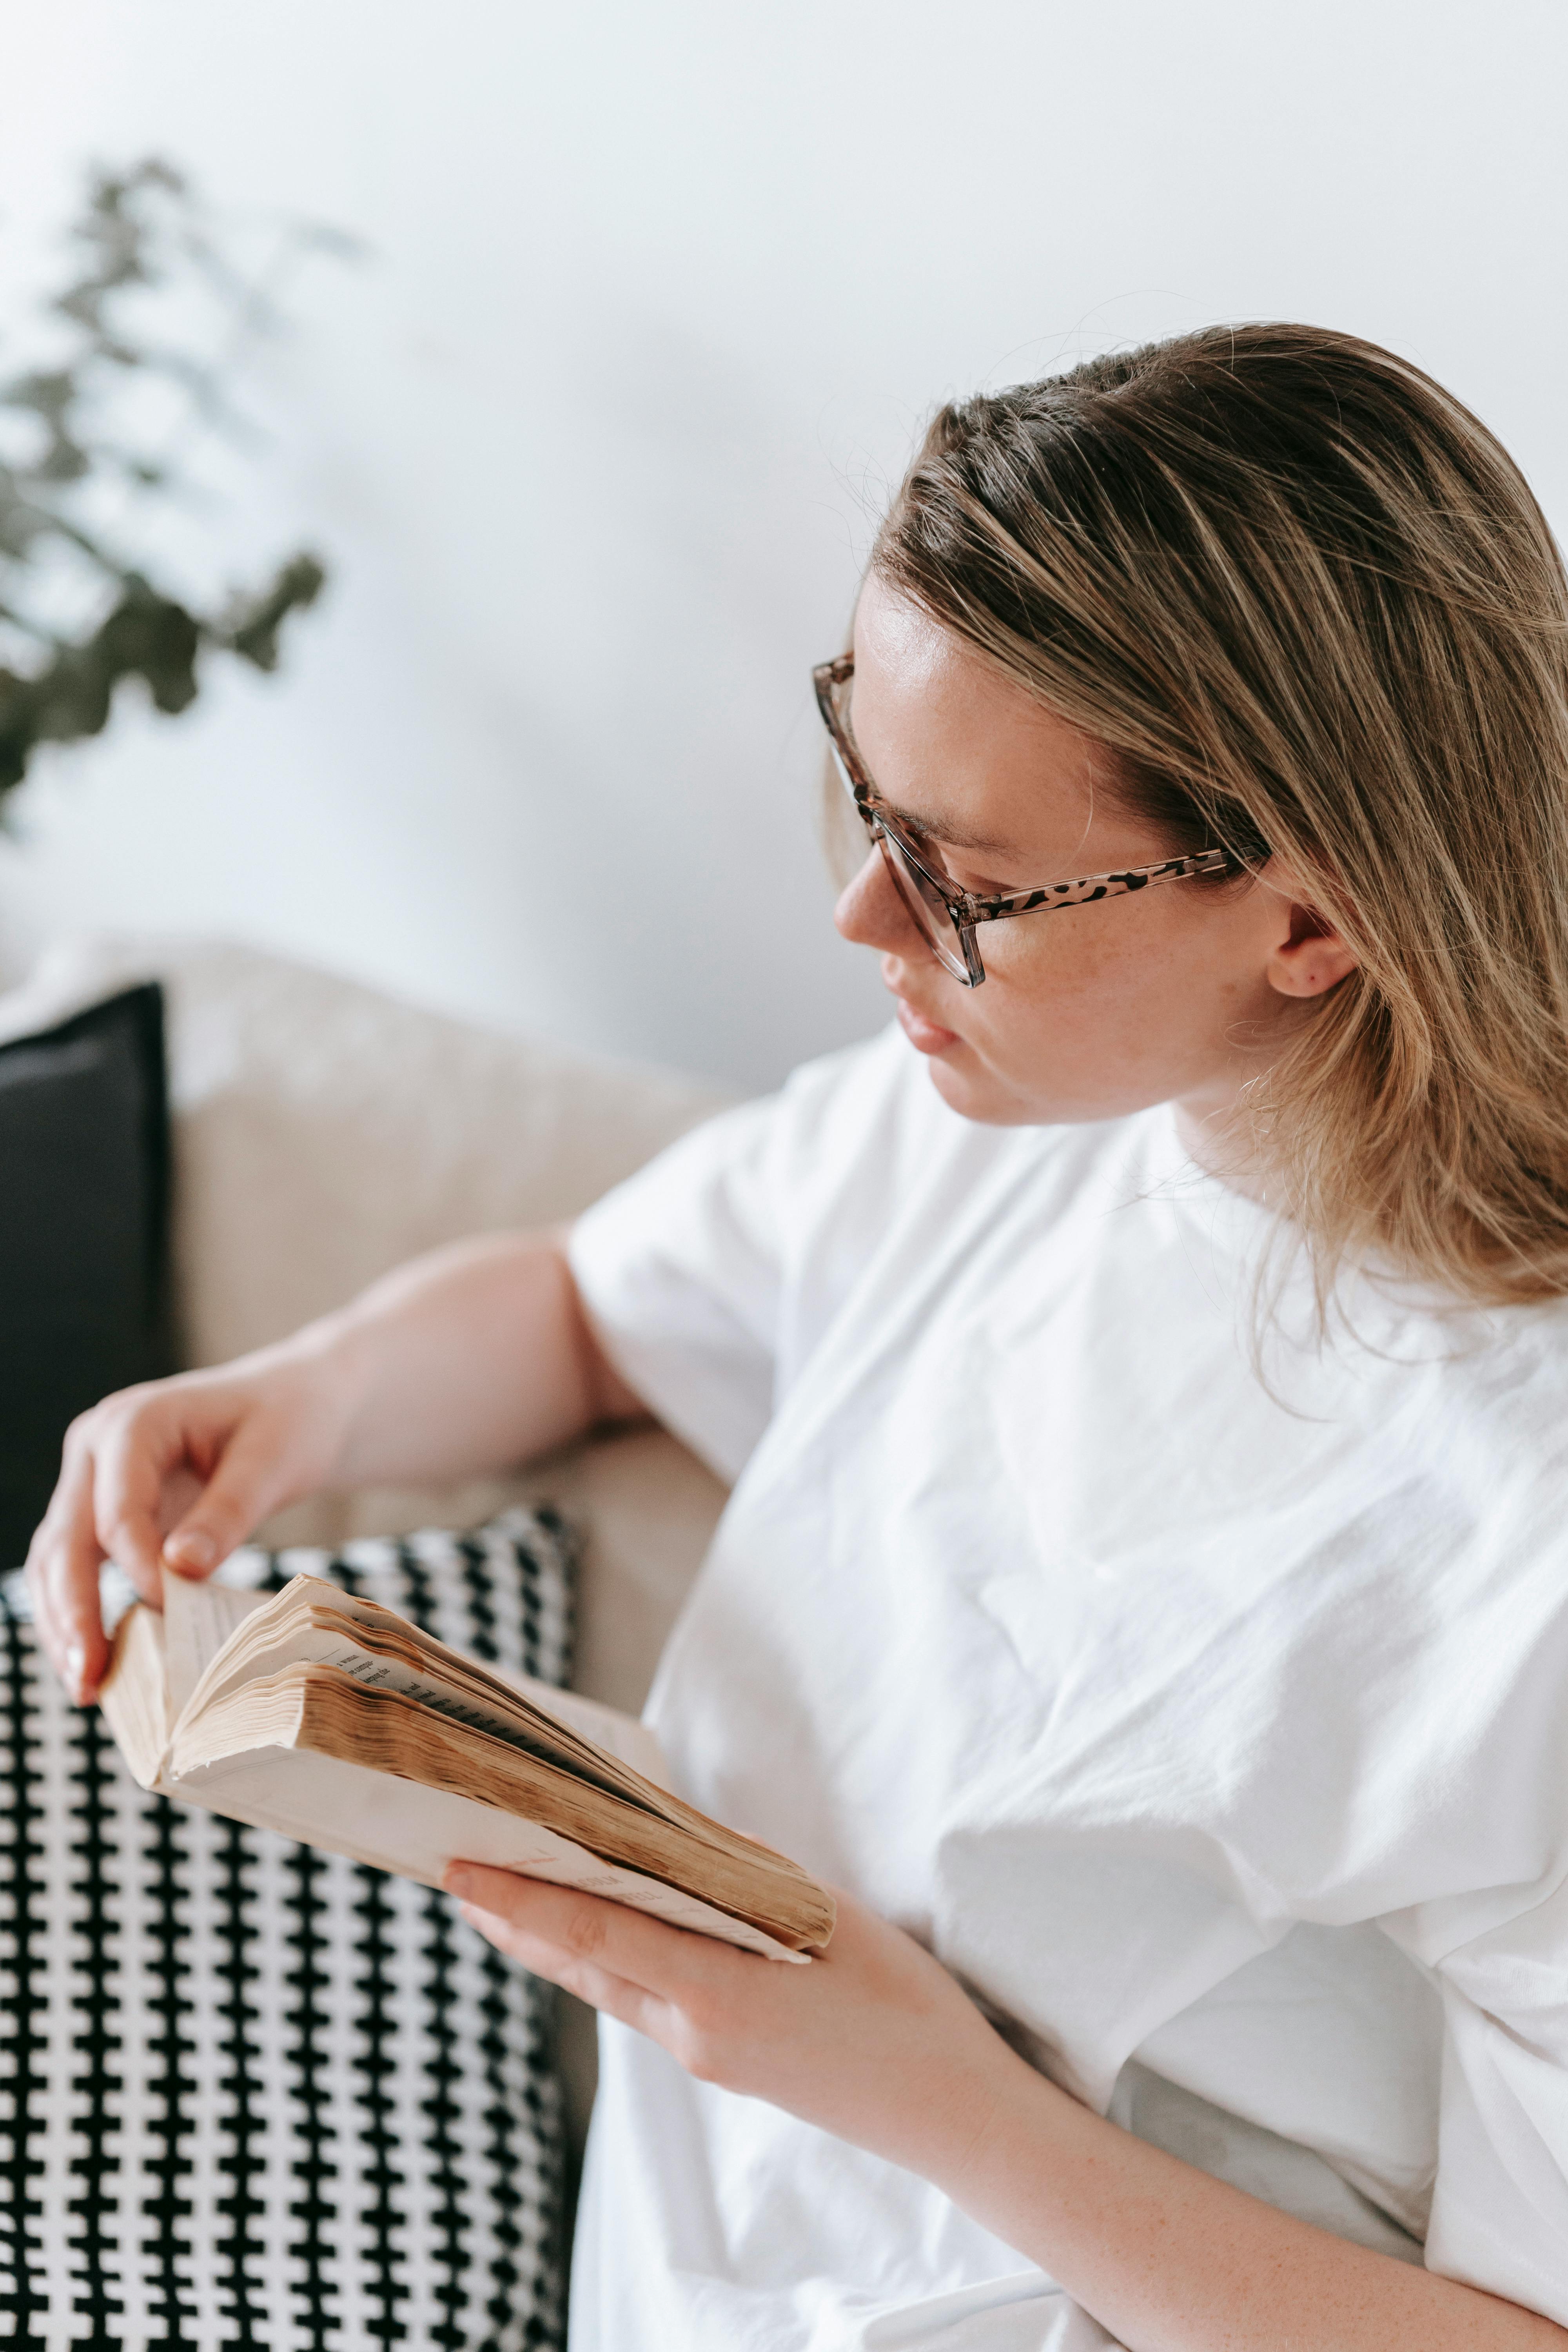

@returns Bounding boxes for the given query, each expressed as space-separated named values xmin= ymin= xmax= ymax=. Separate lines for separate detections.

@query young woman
xmin=29 ymin=324 xmax=1568 ymax=2350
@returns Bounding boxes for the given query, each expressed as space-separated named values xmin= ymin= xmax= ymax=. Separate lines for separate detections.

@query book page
xmin=162 ymin=1569 xmax=272 ymax=1721
xmin=181 ymin=1597 xmax=669 ymax=1806
xmin=489 ymin=1670 xmax=672 ymax=1790
xmin=98 ymin=1605 xmax=173 ymax=1789
xmin=311 ymin=1584 xmax=666 ymax=1795
xmin=200 ymin=1577 xmax=678 ymax=1810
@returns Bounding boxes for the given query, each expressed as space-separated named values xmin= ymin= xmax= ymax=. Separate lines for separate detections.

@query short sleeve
xmin=568 ymin=1094 xmax=786 ymax=1481
xmin=568 ymin=1025 xmax=920 ymax=1484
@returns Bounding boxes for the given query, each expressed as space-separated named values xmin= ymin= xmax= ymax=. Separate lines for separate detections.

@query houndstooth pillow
xmin=0 ymin=1508 xmax=575 ymax=2352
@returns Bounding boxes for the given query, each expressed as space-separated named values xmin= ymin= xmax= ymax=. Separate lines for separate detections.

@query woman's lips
xmin=894 ymin=996 xmax=960 ymax=1055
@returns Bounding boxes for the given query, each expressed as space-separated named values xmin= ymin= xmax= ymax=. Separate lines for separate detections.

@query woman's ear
xmin=1265 ymin=896 xmax=1359 ymax=1000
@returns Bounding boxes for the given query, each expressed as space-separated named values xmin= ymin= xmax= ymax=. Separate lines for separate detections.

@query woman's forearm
xmin=934 ymin=2061 xmax=1565 ymax=2352
xmin=299 ymin=1227 xmax=647 ymax=1492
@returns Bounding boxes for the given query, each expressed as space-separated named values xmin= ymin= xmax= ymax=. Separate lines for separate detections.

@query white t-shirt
xmin=566 ymin=1025 xmax=1568 ymax=2350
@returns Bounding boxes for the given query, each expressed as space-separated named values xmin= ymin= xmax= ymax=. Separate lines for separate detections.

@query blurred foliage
xmin=0 ymin=158 xmax=352 ymax=799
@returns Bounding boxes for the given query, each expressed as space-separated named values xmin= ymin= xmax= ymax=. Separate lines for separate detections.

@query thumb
xmin=161 ymin=1418 xmax=290 ymax=1577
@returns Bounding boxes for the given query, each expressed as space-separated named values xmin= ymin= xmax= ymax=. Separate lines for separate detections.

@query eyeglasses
xmin=813 ymin=652 xmax=1238 ymax=988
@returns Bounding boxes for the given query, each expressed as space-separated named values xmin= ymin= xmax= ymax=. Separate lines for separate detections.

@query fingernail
xmin=65 ymin=1643 xmax=87 ymax=1698
xmin=445 ymin=1866 xmax=474 ymax=1901
xmin=165 ymin=1531 xmax=216 ymax=1572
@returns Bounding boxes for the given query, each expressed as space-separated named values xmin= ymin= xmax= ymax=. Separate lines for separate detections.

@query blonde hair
xmin=873 ymin=323 xmax=1568 ymax=1310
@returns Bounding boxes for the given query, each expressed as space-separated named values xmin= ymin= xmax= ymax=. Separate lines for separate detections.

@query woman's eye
xmin=890 ymin=809 xmax=1025 ymax=895
xmin=935 ymin=847 xmax=1017 ymax=895
xmin=908 ymin=829 xmax=982 ymax=886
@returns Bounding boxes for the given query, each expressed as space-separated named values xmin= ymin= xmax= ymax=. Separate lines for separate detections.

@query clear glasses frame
xmin=813 ymin=652 xmax=1237 ymax=988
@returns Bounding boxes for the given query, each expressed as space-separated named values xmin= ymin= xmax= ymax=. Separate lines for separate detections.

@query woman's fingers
xmin=27 ymin=1379 xmax=289 ymax=1706
xmin=90 ymin=1400 xmax=185 ymax=1594
xmin=444 ymin=1864 xmax=736 ymax=2009
xmin=89 ymin=1386 xmax=293 ymax=1590
xmin=446 ymin=1868 xmax=687 ymax=2043
xmin=454 ymin=1892 xmax=671 ymax=2040
xmin=25 ymin=1438 xmax=111 ymax=1701
xmin=158 ymin=1411 xmax=290 ymax=1577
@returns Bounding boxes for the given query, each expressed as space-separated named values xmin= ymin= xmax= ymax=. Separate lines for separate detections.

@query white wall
xmin=1 ymin=1 xmax=1564 ymax=1089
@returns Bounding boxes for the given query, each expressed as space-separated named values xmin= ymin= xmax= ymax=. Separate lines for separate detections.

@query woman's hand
xmin=25 ymin=1352 xmax=352 ymax=1704
xmin=443 ymin=1867 xmax=1021 ymax=2180
xmin=27 ymin=1229 xmax=646 ymax=1710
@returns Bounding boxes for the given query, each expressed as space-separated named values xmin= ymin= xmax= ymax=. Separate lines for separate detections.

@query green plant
xmin=0 ymin=158 xmax=348 ymax=798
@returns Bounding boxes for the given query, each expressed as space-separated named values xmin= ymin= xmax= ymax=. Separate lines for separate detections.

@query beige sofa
xmin=2 ymin=933 xmax=735 ymax=2158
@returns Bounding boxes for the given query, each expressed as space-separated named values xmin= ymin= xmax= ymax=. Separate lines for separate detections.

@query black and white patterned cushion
xmin=0 ymin=1508 xmax=575 ymax=2351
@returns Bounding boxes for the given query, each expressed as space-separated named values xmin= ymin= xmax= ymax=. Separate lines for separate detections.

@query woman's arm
xmin=446 ymin=1869 xmax=1566 ymax=2352
xmin=27 ymin=1228 xmax=646 ymax=1702
xmin=299 ymin=1228 xmax=646 ymax=1488
xmin=938 ymin=2053 xmax=1561 ymax=2352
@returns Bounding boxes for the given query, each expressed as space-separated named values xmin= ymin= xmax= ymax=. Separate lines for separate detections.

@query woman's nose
xmin=835 ymin=843 xmax=922 ymax=958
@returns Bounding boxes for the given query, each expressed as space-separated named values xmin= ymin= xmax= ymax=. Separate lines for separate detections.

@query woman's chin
xmin=922 ymin=1052 xmax=1019 ymax=1127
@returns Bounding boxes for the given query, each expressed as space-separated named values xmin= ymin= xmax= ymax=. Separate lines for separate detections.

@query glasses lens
xmin=818 ymin=670 xmax=979 ymax=985
xmin=877 ymin=829 xmax=975 ymax=984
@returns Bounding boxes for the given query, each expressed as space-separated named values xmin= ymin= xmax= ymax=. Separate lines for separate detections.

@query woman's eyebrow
xmin=875 ymin=796 xmax=1022 ymax=857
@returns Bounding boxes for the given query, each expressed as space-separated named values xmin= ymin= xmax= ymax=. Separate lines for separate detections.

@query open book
xmin=99 ymin=1570 xmax=835 ymax=1962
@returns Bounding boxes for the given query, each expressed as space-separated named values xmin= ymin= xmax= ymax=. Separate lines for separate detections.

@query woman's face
xmin=834 ymin=575 xmax=1353 ymax=1134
